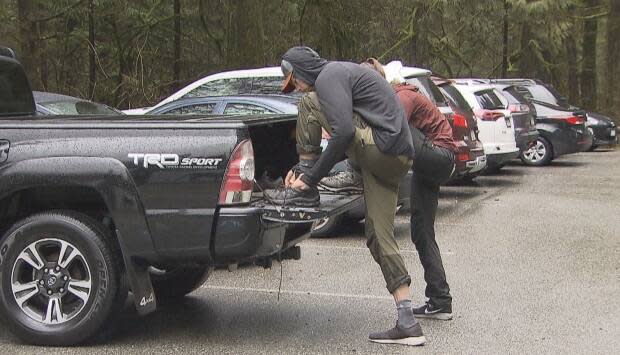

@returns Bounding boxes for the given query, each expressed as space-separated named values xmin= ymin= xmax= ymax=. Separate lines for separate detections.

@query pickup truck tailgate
xmin=253 ymin=192 xmax=363 ymax=223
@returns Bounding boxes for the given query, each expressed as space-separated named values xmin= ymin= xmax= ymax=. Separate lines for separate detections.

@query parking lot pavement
xmin=1 ymin=150 xmax=619 ymax=354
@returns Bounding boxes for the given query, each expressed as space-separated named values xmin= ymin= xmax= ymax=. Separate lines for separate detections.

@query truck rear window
xmin=0 ymin=59 xmax=35 ymax=116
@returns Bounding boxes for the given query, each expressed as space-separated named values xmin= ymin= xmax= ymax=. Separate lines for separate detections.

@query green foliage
xmin=0 ymin=0 xmax=616 ymax=117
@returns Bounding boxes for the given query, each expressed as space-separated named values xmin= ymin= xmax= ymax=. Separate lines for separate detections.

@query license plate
xmin=611 ymin=130 xmax=616 ymax=137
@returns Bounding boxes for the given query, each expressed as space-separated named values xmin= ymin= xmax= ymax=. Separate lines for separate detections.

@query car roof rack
xmin=0 ymin=46 xmax=16 ymax=59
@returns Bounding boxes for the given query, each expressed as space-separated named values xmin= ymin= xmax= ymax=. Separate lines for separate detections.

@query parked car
xmin=488 ymin=79 xmax=616 ymax=151
xmin=146 ymin=94 xmax=299 ymax=116
xmin=33 ymin=91 xmax=123 ymax=115
xmin=432 ymin=78 xmax=487 ymax=180
xmin=140 ymin=63 xmax=486 ymax=180
xmin=0 ymin=47 xmax=361 ymax=345
xmin=393 ymin=65 xmax=486 ymax=180
xmin=452 ymin=82 xmax=520 ymax=171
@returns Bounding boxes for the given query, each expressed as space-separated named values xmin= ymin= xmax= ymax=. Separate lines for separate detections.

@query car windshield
xmin=39 ymin=100 xmax=120 ymax=115
xmin=184 ymin=76 xmax=303 ymax=98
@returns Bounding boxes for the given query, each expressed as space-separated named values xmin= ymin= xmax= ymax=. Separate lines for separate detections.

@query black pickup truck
xmin=0 ymin=49 xmax=360 ymax=345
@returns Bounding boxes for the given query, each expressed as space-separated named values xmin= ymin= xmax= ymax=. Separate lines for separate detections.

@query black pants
xmin=410 ymin=127 xmax=455 ymax=307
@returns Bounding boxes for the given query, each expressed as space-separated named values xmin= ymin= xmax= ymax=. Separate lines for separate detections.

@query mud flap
xmin=254 ymin=192 xmax=363 ymax=223
xmin=116 ymin=230 xmax=157 ymax=316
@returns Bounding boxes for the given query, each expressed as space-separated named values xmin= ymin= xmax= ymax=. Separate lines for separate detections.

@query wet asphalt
xmin=1 ymin=149 xmax=619 ymax=354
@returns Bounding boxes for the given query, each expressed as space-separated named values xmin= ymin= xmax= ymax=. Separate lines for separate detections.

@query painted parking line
xmin=200 ymin=284 xmax=393 ymax=301
xmin=301 ymin=244 xmax=455 ymax=255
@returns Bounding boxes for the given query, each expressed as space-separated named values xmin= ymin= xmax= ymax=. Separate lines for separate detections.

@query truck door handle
xmin=0 ymin=140 xmax=10 ymax=163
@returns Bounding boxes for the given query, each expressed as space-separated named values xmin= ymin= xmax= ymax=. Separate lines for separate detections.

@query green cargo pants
xmin=297 ymin=93 xmax=413 ymax=293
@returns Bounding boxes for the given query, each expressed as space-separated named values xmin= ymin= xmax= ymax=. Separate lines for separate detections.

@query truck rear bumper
xmin=212 ymin=193 xmax=362 ymax=264
xmin=212 ymin=206 xmax=311 ymax=264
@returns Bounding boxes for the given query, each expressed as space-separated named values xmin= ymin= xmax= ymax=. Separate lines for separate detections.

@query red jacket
xmin=393 ymin=84 xmax=458 ymax=153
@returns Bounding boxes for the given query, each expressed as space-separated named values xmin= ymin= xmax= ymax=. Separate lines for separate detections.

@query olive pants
xmin=297 ymin=93 xmax=413 ymax=293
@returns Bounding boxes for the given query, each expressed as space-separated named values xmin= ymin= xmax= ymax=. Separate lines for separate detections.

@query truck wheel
xmin=0 ymin=212 xmax=125 ymax=346
xmin=520 ymin=137 xmax=552 ymax=166
xmin=150 ymin=265 xmax=212 ymax=301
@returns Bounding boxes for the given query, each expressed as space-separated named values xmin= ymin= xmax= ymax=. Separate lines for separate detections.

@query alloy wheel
xmin=523 ymin=140 xmax=547 ymax=163
xmin=11 ymin=238 xmax=92 ymax=325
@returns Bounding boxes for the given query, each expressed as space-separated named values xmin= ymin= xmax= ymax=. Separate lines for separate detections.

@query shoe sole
xmin=369 ymin=335 xmax=426 ymax=346
xmin=414 ymin=312 xmax=453 ymax=321
xmin=317 ymin=185 xmax=364 ymax=193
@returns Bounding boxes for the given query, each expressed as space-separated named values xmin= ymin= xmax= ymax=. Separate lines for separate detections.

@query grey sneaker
xmin=264 ymin=186 xmax=320 ymax=207
xmin=412 ymin=302 xmax=453 ymax=320
xmin=318 ymin=170 xmax=363 ymax=193
xmin=369 ymin=321 xmax=426 ymax=346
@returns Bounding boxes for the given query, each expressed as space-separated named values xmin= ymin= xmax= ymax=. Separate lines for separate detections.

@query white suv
xmin=452 ymin=82 xmax=520 ymax=170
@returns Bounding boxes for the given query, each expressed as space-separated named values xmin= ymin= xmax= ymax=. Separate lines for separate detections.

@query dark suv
xmin=490 ymin=79 xmax=616 ymax=151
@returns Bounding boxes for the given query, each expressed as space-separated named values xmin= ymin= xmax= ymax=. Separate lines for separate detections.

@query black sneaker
xmin=368 ymin=321 xmax=426 ymax=346
xmin=264 ymin=186 xmax=320 ymax=207
xmin=412 ymin=302 xmax=453 ymax=320
xmin=255 ymin=172 xmax=284 ymax=191
xmin=318 ymin=170 xmax=363 ymax=193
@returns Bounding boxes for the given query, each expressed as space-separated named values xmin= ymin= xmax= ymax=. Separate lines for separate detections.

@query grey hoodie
xmin=282 ymin=47 xmax=414 ymax=186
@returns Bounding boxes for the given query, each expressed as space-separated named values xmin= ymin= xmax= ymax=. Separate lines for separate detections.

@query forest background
xmin=1 ymin=0 xmax=618 ymax=120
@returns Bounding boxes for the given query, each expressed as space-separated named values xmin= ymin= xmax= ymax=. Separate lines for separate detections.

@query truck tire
xmin=150 ymin=265 xmax=212 ymax=301
xmin=0 ymin=211 xmax=125 ymax=346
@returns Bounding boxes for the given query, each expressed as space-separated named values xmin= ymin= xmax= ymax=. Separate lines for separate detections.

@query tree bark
xmin=607 ymin=0 xmax=620 ymax=116
xmin=501 ymin=0 xmax=509 ymax=78
xmin=228 ymin=0 xmax=265 ymax=69
xmin=566 ymin=30 xmax=579 ymax=103
xmin=173 ymin=0 xmax=182 ymax=92
xmin=88 ymin=0 xmax=96 ymax=99
xmin=580 ymin=0 xmax=599 ymax=109
xmin=17 ymin=0 xmax=42 ymax=89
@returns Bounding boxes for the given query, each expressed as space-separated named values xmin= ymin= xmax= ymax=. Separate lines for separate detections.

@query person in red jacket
xmin=363 ymin=58 xmax=457 ymax=320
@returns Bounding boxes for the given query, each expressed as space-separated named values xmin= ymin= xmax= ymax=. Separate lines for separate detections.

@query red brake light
xmin=219 ymin=139 xmax=255 ymax=204
xmin=457 ymin=152 xmax=470 ymax=162
xmin=551 ymin=115 xmax=585 ymax=125
xmin=508 ymin=104 xmax=529 ymax=113
xmin=475 ymin=109 xmax=504 ymax=121
xmin=453 ymin=113 xmax=468 ymax=128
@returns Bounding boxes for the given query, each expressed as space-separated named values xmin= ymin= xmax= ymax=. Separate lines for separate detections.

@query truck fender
xmin=0 ymin=157 xmax=157 ymax=315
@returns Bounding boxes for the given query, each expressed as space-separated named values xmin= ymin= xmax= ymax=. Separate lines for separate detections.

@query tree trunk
xmin=607 ymin=0 xmax=620 ymax=117
xmin=173 ymin=0 xmax=182 ymax=92
xmin=17 ymin=0 xmax=42 ymax=89
xmin=501 ymin=0 xmax=509 ymax=78
xmin=580 ymin=0 xmax=599 ymax=110
xmin=228 ymin=0 xmax=265 ymax=69
xmin=88 ymin=0 xmax=96 ymax=99
xmin=566 ymin=31 xmax=579 ymax=103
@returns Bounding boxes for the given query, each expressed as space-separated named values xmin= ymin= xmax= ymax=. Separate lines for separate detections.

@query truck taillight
xmin=453 ymin=113 xmax=468 ymax=128
xmin=475 ymin=109 xmax=504 ymax=121
xmin=219 ymin=139 xmax=254 ymax=205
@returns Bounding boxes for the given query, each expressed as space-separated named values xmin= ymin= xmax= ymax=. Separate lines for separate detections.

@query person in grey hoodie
xmin=268 ymin=46 xmax=425 ymax=346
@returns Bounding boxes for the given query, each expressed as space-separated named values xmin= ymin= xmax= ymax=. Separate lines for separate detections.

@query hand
xmin=285 ymin=169 xmax=296 ymax=187
xmin=291 ymin=174 xmax=310 ymax=190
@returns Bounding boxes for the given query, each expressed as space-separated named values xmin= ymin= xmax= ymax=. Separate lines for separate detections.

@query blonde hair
xmin=360 ymin=58 xmax=386 ymax=79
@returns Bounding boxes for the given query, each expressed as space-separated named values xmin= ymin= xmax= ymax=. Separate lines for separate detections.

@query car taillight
xmin=551 ymin=115 xmax=585 ymax=125
xmin=219 ymin=139 xmax=255 ymax=205
xmin=453 ymin=113 xmax=468 ymax=128
xmin=475 ymin=109 xmax=505 ymax=121
xmin=508 ymin=103 xmax=530 ymax=113
xmin=457 ymin=152 xmax=470 ymax=162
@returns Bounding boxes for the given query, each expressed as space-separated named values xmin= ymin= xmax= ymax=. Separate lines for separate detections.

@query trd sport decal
xmin=128 ymin=153 xmax=223 ymax=169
